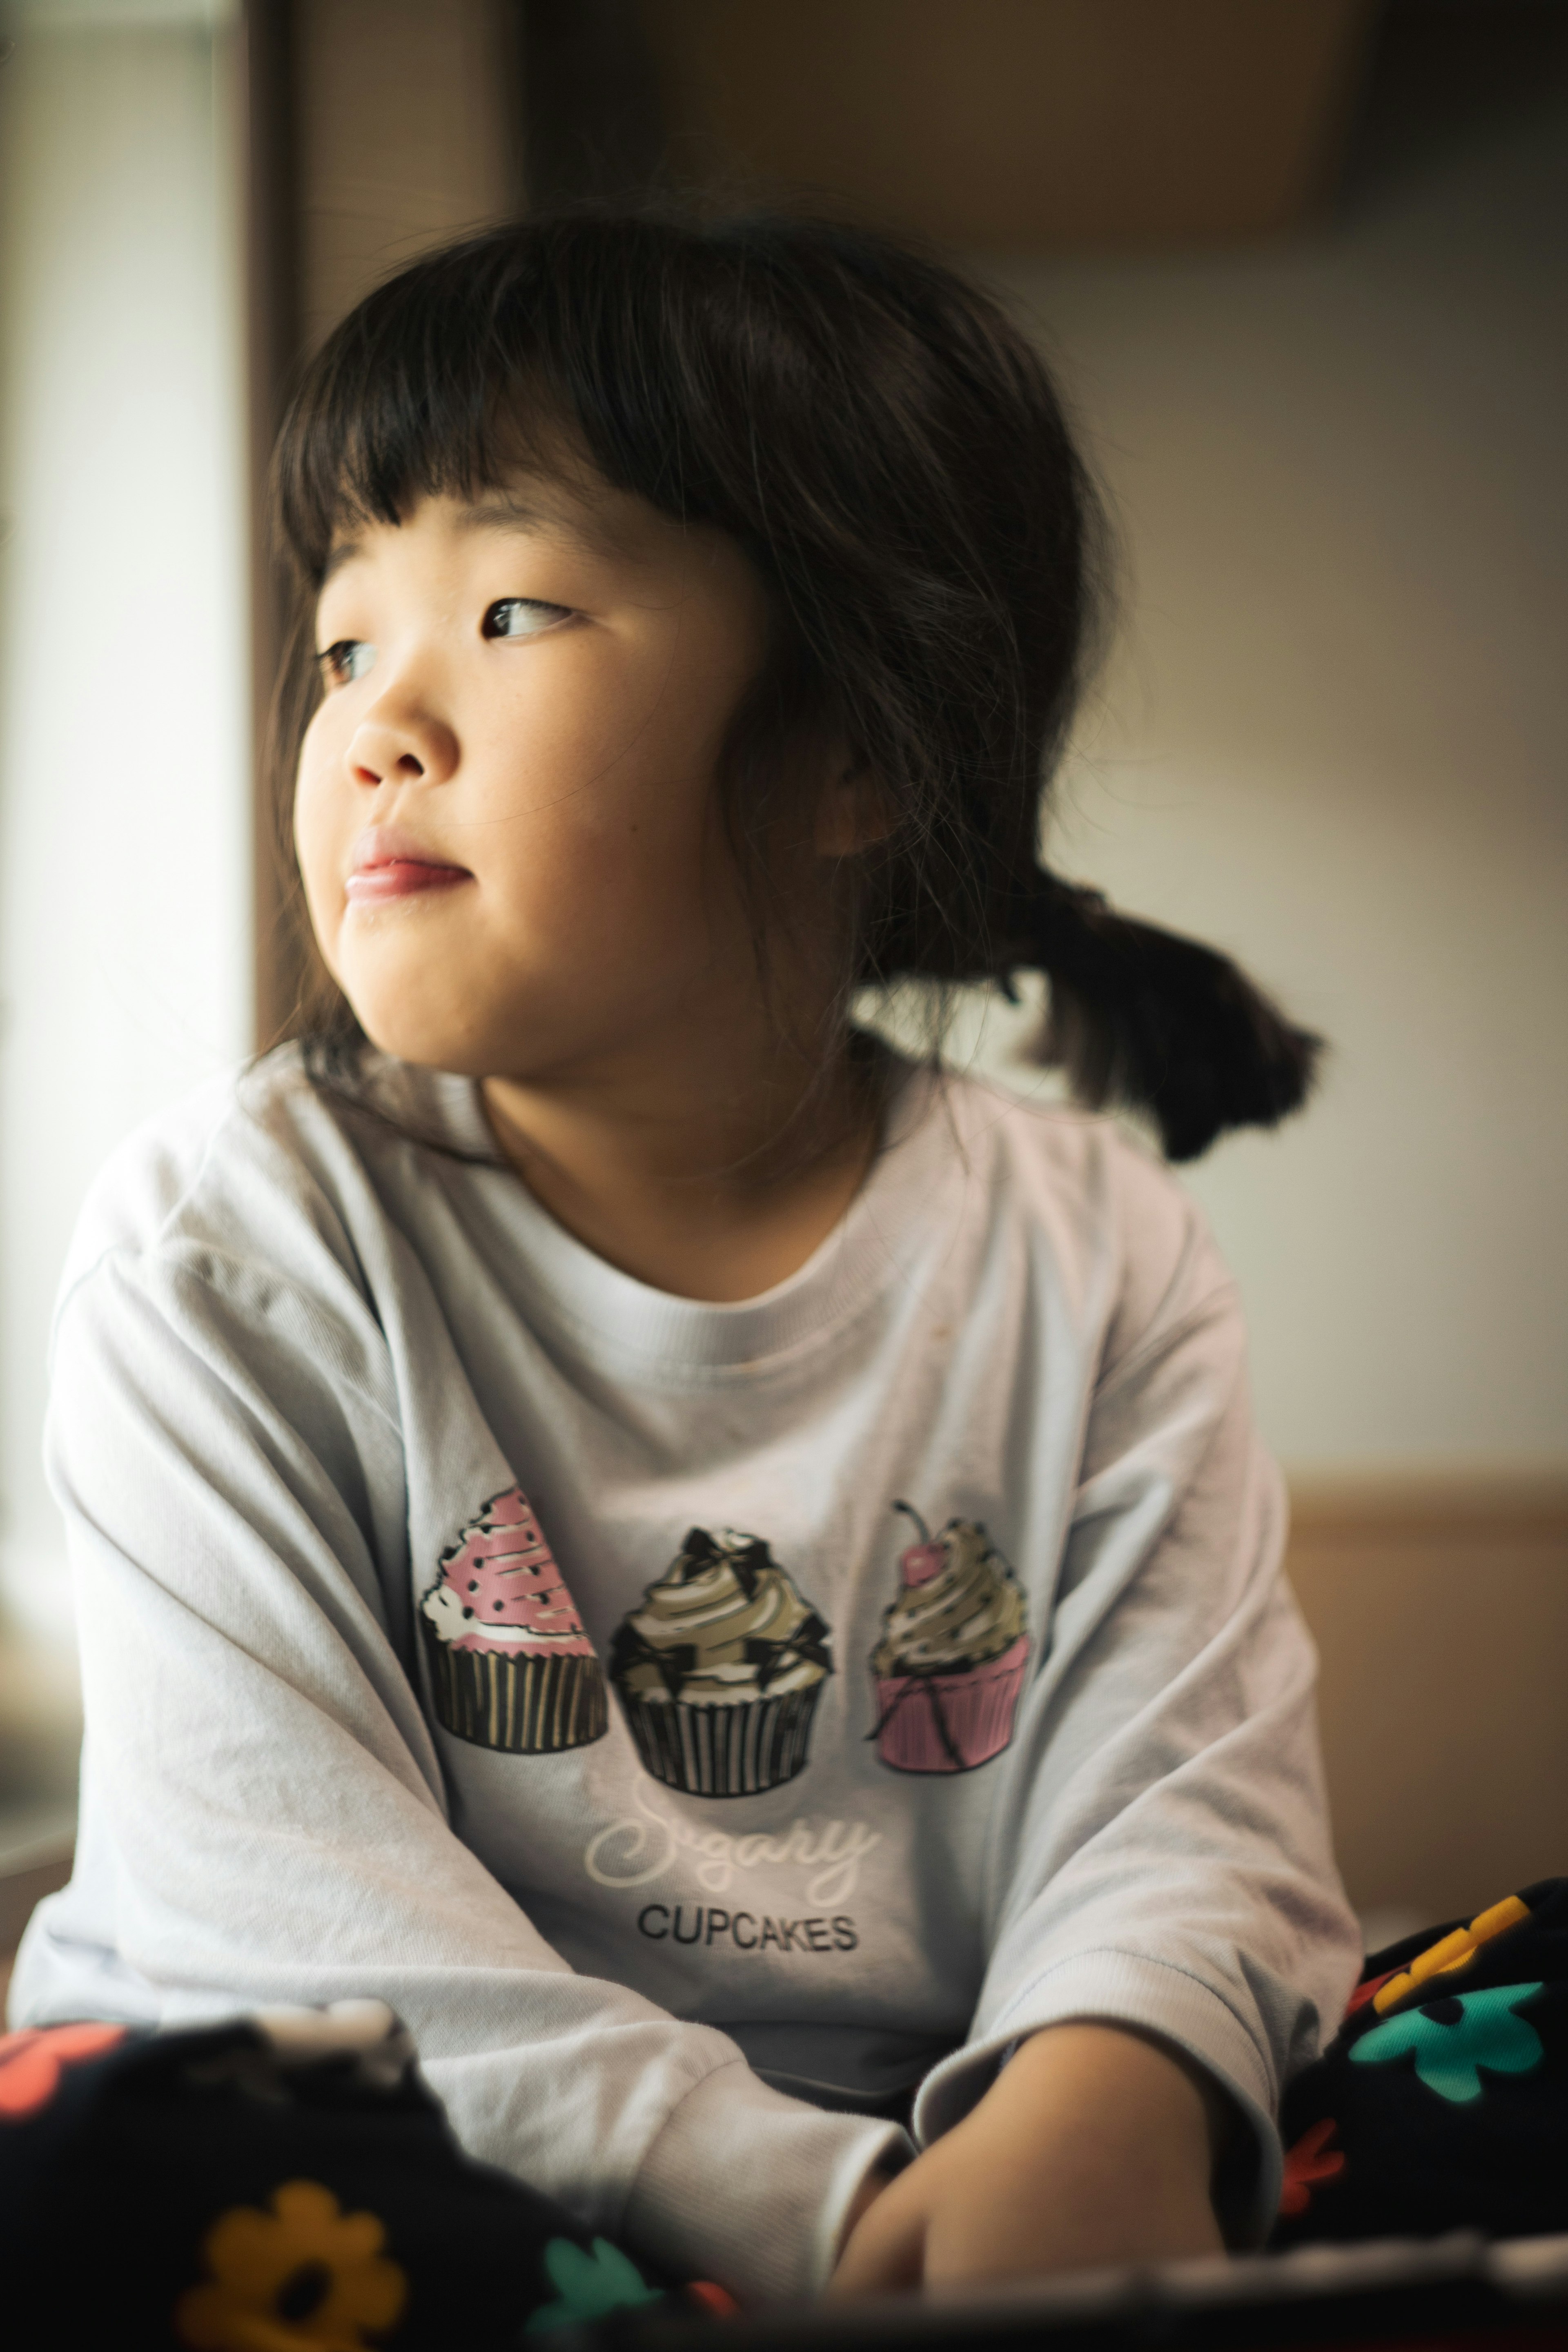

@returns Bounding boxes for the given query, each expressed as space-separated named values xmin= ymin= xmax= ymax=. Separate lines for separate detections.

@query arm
xmin=832 ymin=2022 xmax=1224 ymax=2294
xmin=854 ymin=1199 xmax=1360 ymax=2284
xmin=14 ymin=1246 xmax=900 ymax=2302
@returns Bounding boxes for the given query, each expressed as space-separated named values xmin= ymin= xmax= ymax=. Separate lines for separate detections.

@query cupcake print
xmin=608 ymin=1528 xmax=833 ymax=1800
xmin=420 ymin=1487 xmax=608 ymax=1754
xmin=869 ymin=1503 xmax=1029 ymax=1773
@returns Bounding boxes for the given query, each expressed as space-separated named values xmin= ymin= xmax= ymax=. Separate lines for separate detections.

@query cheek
xmin=292 ymin=717 xmax=352 ymax=929
xmin=471 ymin=688 xmax=729 ymax=931
xmin=476 ymin=803 xmax=715 ymax=984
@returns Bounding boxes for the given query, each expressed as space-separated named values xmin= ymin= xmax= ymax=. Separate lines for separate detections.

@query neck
xmin=481 ymin=1023 xmax=885 ymax=1304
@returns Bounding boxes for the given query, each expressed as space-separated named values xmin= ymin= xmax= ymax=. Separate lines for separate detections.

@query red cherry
xmin=900 ymin=1541 xmax=945 ymax=1587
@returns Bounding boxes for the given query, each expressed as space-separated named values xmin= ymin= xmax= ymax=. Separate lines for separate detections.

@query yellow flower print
xmin=175 ymin=2180 xmax=406 ymax=2352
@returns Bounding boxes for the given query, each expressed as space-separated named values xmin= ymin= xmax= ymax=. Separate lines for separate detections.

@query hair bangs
xmin=274 ymin=252 xmax=589 ymax=586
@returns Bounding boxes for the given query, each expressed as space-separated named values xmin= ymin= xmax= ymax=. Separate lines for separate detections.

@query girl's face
xmin=295 ymin=469 xmax=780 ymax=1083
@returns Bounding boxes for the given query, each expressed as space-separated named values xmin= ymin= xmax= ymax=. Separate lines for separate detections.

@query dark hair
xmin=270 ymin=207 xmax=1319 ymax=1161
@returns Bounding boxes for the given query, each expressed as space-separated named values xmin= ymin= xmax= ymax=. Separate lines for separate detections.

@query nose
xmin=346 ymin=696 xmax=458 ymax=791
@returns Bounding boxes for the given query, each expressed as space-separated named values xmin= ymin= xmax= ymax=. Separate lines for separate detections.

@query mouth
xmin=345 ymin=827 xmax=473 ymax=907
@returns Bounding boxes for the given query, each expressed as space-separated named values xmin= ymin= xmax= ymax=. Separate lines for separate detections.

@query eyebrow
xmin=320 ymin=485 xmax=633 ymax=587
xmin=320 ymin=539 xmax=364 ymax=586
xmin=461 ymin=487 xmax=635 ymax=561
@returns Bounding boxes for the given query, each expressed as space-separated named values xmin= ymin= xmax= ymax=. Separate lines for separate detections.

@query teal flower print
xmin=1350 ymin=1982 xmax=1546 ymax=2104
xmin=524 ymin=2237 xmax=665 ymax=2334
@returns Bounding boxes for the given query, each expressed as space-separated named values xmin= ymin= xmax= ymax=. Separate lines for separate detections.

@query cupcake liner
xmin=616 ymin=1683 xmax=821 ymax=1798
xmin=873 ymin=1633 xmax=1029 ymax=1773
xmin=423 ymin=1624 xmax=608 ymax=1754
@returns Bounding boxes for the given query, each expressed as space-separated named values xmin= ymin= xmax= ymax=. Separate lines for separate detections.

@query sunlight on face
xmin=294 ymin=474 xmax=772 ymax=1082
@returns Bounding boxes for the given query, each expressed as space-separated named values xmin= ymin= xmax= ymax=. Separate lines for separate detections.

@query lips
xmin=345 ymin=826 xmax=472 ymax=907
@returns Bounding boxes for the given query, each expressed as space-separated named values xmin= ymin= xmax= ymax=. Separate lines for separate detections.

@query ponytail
xmin=1015 ymin=871 xmax=1322 ymax=1163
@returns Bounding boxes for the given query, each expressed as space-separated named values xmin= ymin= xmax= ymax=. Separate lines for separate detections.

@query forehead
xmin=318 ymin=468 xmax=681 ymax=590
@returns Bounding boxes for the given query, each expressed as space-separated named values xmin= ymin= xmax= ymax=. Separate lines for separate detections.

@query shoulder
xmin=47 ymin=1047 xmax=484 ymax=1441
xmin=62 ymin=1048 xmax=322 ymax=1278
xmin=52 ymin=1045 xmax=432 ymax=1346
xmin=933 ymin=1064 xmax=1208 ymax=1263
xmin=932 ymin=1065 xmax=1236 ymax=1356
xmin=45 ymin=1057 xmax=427 ymax=1517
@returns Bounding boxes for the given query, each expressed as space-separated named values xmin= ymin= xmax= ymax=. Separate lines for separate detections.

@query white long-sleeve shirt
xmin=11 ymin=1046 xmax=1357 ymax=2301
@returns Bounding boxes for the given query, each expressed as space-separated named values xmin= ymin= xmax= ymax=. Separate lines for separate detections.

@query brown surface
xmin=1287 ymin=1474 xmax=1568 ymax=1924
xmin=0 ymin=1851 xmax=73 ymax=2024
xmin=0 ymin=1853 xmax=71 ymax=1960
xmin=641 ymin=0 xmax=1376 ymax=252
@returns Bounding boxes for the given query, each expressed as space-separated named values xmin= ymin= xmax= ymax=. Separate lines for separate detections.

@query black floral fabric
xmin=0 ymin=2003 xmax=731 ymax=2348
xmin=1271 ymin=1876 xmax=1568 ymax=2248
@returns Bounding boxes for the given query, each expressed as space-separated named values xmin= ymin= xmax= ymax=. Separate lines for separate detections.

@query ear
xmin=814 ymin=756 xmax=897 ymax=858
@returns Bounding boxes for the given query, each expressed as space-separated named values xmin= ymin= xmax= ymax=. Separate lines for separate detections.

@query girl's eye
xmin=316 ymin=639 xmax=376 ymax=688
xmin=482 ymin=598 xmax=569 ymax=640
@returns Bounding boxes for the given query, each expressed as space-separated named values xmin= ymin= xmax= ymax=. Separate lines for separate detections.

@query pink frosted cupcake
xmin=420 ymin=1487 xmax=608 ymax=1753
xmin=869 ymin=1504 xmax=1029 ymax=1773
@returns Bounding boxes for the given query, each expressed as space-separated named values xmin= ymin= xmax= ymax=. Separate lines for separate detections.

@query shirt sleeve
xmin=13 ymin=1245 xmax=902 ymax=2303
xmin=910 ymin=1189 xmax=1361 ymax=2244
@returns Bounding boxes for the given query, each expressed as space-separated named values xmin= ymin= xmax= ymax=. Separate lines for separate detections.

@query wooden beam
xmin=641 ymin=0 xmax=1377 ymax=252
xmin=294 ymin=0 xmax=523 ymax=354
xmin=242 ymin=0 xmax=305 ymax=1052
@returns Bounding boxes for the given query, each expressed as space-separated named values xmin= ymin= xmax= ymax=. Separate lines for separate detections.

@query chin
xmin=331 ymin=954 xmax=478 ymax=1074
xmin=350 ymin=991 xmax=557 ymax=1082
xmin=355 ymin=1020 xmax=491 ymax=1076
xmin=340 ymin=953 xmax=604 ymax=1084
xmin=340 ymin=991 xmax=472 ymax=1074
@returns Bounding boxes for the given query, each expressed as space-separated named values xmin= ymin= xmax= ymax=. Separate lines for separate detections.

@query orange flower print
xmin=1279 ymin=2116 xmax=1346 ymax=2217
xmin=175 ymin=2180 xmax=406 ymax=2352
xmin=0 ymin=2022 xmax=126 ymax=2118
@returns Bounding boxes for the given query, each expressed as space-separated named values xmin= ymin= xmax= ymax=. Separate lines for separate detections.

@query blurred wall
xmin=953 ymin=89 xmax=1568 ymax=1478
xmin=0 ymin=2 xmax=252 ymax=1644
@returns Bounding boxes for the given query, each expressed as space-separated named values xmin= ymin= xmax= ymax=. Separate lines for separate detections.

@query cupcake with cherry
xmin=869 ymin=1502 xmax=1029 ymax=1773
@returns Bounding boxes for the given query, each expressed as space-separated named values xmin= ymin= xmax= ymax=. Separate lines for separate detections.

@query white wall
xmin=0 ymin=3 xmax=251 ymax=1643
xmin=956 ymin=101 xmax=1568 ymax=1475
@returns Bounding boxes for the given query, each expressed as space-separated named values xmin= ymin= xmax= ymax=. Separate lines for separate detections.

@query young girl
xmin=12 ymin=211 xmax=1358 ymax=2307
